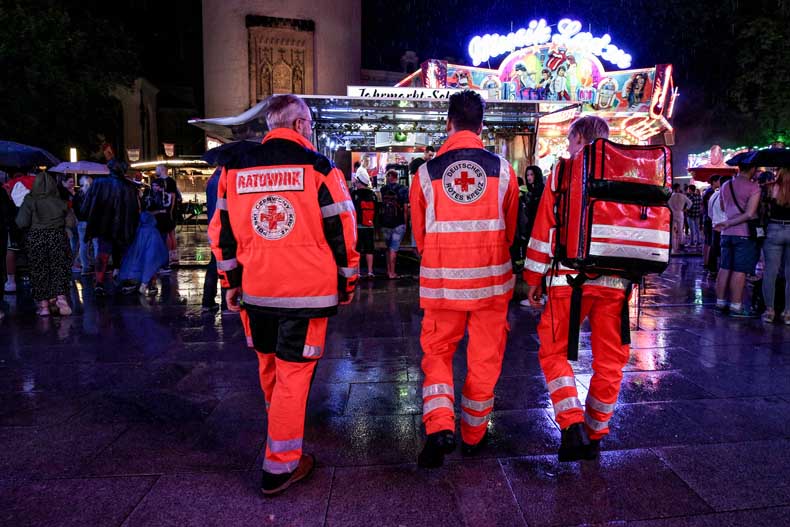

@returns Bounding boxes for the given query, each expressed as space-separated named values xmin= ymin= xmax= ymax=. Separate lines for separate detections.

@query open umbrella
xmin=741 ymin=147 xmax=790 ymax=167
xmin=725 ymin=151 xmax=753 ymax=166
xmin=0 ymin=140 xmax=60 ymax=168
xmin=50 ymin=161 xmax=110 ymax=175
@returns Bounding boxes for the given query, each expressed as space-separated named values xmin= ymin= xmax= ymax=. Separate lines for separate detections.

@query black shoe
xmin=558 ymin=423 xmax=591 ymax=462
xmin=201 ymin=303 xmax=219 ymax=314
xmin=417 ymin=430 xmax=456 ymax=469
xmin=461 ymin=430 xmax=488 ymax=456
xmin=94 ymin=285 xmax=106 ymax=297
xmin=586 ymin=439 xmax=601 ymax=460
xmin=261 ymin=453 xmax=315 ymax=496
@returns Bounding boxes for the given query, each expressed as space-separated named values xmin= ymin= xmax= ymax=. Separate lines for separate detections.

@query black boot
xmin=461 ymin=430 xmax=488 ymax=457
xmin=558 ymin=423 xmax=591 ymax=462
xmin=585 ymin=438 xmax=601 ymax=460
xmin=418 ymin=430 xmax=456 ymax=468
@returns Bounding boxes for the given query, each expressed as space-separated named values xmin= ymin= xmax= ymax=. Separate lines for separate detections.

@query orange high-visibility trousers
xmin=420 ymin=300 xmax=509 ymax=445
xmin=537 ymin=287 xmax=630 ymax=440
xmin=247 ymin=311 xmax=328 ymax=475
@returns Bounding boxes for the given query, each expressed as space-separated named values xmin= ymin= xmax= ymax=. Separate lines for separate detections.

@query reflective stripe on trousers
xmin=423 ymin=396 xmax=454 ymax=415
xmin=423 ymin=383 xmax=453 ymax=398
xmin=461 ymin=410 xmax=489 ymax=427
xmin=584 ymin=413 xmax=610 ymax=432
xmin=553 ymin=396 xmax=582 ymax=415
xmin=586 ymin=395 xmax=616 ymax=414
xmin=547 ymin=376 xmax=576 ymax=394
xmin=461 ymin=395 xmax=494 ymax=412
xmin=267 ymin=437 xmax=303 ymax=454
xmin=263 ymin=458 xmax=299 ymax=474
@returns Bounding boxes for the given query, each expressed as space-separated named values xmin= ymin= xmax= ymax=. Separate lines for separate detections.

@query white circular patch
xmin=442 ymin=161 xmax=487 ymax=203
xmin=251 ymin=195 xmax=296 ymax=240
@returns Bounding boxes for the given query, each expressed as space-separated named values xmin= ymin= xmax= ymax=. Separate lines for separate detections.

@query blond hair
xmin=776 ymin=167 xmax=790 ymax=207
xmin=569 ymin=115 xmax=610 ymax=144
xmin=265 ymin=94 xmax=309 ymax=130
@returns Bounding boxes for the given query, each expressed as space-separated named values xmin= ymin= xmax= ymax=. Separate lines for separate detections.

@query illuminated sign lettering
xmin=468 ymin=18 xmax=632 ymax=70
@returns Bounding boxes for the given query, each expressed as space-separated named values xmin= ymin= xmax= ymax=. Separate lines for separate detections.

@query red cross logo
xmin=261 ymin=205 xmax=285 ymax=230
xmin=454 ymin=171 xmax=475 ymax=192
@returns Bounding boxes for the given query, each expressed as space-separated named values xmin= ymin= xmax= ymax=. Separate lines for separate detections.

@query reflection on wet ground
xmin=1 ymin=255 xmax=790 ymax=526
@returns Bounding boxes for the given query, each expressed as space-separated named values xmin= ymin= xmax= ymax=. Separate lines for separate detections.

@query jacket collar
xmin=437 ymin=131 xmax=484 ymax=156
xmin=263 ymin=128 xmax=316 ymax=150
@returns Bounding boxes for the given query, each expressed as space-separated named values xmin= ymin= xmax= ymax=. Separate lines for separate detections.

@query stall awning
xmin=189 ymin=95 xmax=575 ymax=142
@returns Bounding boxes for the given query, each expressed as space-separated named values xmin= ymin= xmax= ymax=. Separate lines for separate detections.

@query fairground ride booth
xmin=393 ymin=17 xmax=678 ymax=176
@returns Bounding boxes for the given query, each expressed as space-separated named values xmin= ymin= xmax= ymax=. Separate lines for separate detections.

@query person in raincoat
xmin=15 ymin=172 xmax=73 ymax=316
xmin=119 ymin=211 xmax=168 ymax=296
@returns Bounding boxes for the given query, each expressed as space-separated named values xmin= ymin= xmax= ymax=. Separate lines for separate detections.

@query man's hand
xmin=225 ymin=287 xmax=242 ymax=312
xmin=526 ymin=284 xmax=544 ymax=307
xmin=713 ymin=221 xmax=727 ymax=232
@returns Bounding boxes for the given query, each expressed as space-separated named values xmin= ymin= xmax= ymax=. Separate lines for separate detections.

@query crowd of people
xmin=0 ymin=145 xmax=183 ymax=319
xmin=701 ymin=166 xmax=790 ymax=322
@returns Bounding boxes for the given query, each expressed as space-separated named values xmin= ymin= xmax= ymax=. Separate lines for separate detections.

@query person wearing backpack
xmin=524 ymin=116 xmax=647 ymax=462
xmin=379 ymin=169 xmax=410 ymax=279
xmin=351 ymin=170 xmax=378 ymax=277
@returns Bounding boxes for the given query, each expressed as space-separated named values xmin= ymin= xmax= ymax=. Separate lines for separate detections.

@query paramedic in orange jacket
xmin=410 ymin=90 xmax=519 ymax=468
xmin=209 ymin=94 xmax=359 ymax=495
xmin=524 ymin=115 xmax=630 ymax=462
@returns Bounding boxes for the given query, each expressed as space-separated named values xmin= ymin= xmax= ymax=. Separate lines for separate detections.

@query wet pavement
xmin=1 ymin=255 xmax=790 ymax=526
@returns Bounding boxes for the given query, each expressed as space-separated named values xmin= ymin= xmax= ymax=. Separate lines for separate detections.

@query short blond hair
xmin=265 ymin=94 xmax=309 ymax=130
xmin=569 ymin=115 xmax=609 ymax=144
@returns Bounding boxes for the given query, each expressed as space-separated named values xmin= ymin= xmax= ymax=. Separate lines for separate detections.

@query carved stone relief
xmin=248 ymin=18 xmax=314 ymax=106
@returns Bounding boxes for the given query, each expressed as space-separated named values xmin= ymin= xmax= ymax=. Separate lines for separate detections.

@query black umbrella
xmin=742 ymin=147 xmax=790 ymax=167
xmin=202 ymin=140 xmax=260 ymax=166
xmin=725 ymin=151 xmax=752 ymax=166
xmin=0 ymin=140 xmax=60 ymax=168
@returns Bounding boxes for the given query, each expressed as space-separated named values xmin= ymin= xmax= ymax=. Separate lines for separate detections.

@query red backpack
xmin=554 ymin=139 xmax=673 ymax=359
xmin=555 ymin=139 xmax=672 ymax=277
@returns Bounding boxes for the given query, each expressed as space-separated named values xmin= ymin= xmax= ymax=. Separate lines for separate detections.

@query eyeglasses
xmin=296 ymin=117 xmax=315 ymax=130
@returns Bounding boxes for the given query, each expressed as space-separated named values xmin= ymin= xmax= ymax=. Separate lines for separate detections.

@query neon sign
xmin=468 ymin=18 xmax=633 ymax=70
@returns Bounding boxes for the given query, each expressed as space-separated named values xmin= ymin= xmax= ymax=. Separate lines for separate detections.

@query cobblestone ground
xmin=1 ymin=255 xmax=790 ymax=526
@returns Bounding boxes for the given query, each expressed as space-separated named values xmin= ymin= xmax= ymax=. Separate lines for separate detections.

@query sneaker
xmin=4 ymin=279 xmax=16 ymax=293
xmin=367 ymin=272 xmax=376 ymax=279
xmin=558 ymin=423 xmax=591 ymax=462
xmin=762 ymin=309 xmax=776 ymax=323
xmin=714 ymin=303 xmax=729 ymax=314
xmin=94 ymin=285 xmax=107 ymax=297
xmin=417 ymin=430 xmax=456 ymax=469
xmin=121 ymin=283 xmax=137 ymax=295
xmin=147 ymin=285 xmax=158 ymax=297
xmin=461 ymin=430 xmax=488 ymax=457
xmin=55 ymin=297 xmax=72 ymax=316
xmin=159 ymin=266 xmax=172 ymax=275
xmin=782 ymin=312 xmax=790 ymax=326
xmin=260 ymin=454 xmax=315 ymax=496
xmin=730 ymin=307 xmax=758 ymax=319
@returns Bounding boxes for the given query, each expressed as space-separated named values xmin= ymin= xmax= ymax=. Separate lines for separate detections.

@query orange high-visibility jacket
xmin=208 ymin=128 xmax=360 ymax=317
xmin=410 ymin=131 xmax=519 ymax=311
xmin=523 ymin=161 xmax=630 ymax=291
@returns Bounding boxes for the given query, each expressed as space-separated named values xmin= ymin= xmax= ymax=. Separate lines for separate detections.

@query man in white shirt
xmin=668 ymin=183 xmax=692 ymax=253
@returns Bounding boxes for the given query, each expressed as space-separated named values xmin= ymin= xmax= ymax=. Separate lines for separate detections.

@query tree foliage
xmin=0 ymin=1 xmax=139 ymax=160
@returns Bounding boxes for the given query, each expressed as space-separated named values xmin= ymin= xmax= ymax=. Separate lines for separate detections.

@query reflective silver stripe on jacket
xmin=246 ymin=335 xmax=253 ymax=347
xmin=586 ymin=395 xmax=616 ymax=414
xmin=267 ymin=437 xmax=303 ymax=454
xmin=217 ymin=258 xmax=238 ymax=271
xmin=420 ymin=262 xmax=512 ymax=280
xmin=423 ymin=383 xmax=454 ymax=398
xmin=547 ymin=376 xmax=576 ymax=394
xmin=461 ymin=410 xmax=489 ymax=427
xmin=265 ymin=401 xmax=271 ymax=411
xmin=584 ymin=413 xmax=610 ymax=431
xmin=497 ymin=158 xmax=510 ymax=217
xmin=302 ymin=345 xmax=322 ymax=358
xmin=546 ymin=275 xmax=630 ymax=290
xmin=524 ymin=257 xmax=550 ymax=274
xmin=423 ymin=396 xmax=454 ymax=415
xmin=338 ymin=266 xmax=358 ymax=278
xmin=320 ymin=200 xmax=355 ymax=218
xmin=528 ymin=237 xmax=552 ymax=255
xmin=263 ymin=458 xmax=299 ymax=474
xmin=243 ymin=292 xmax=338 ymax=309
xmin=461 ymin=395 xmax=494 ymax=412
xmin=591 ymin=225 xmax=670 ymax=245
xmin=216 ymin=197 xmax=228 ymax=211
xmin=418 ymin=161 xmax=506 ymax=234
xmin=588 ymin=242 xmax=669 ymax=262
xmin=553 ymin=396 xmax=583 ymax=414
xmin=420 ymin=276 xmax=515 ymax=301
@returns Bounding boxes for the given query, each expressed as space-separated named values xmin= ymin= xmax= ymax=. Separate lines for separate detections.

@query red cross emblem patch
xmin=251 ymin=195 xmax=296 ymax=240
xmin=442 ymin=161 xmax=487 ymax=203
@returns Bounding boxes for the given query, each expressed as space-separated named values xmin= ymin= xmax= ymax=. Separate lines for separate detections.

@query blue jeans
xmin=381 ymin=224 xmax=407 ymax=252
xmin=687 ymin=215 xmax=701 ymax=245
xmin=720 ymin=235 xmax=758 ymax=274
xmin=77 ymin=221 xmax=98 ymax=270
xmin=762 ymin=222 xmax=790 ymax=311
